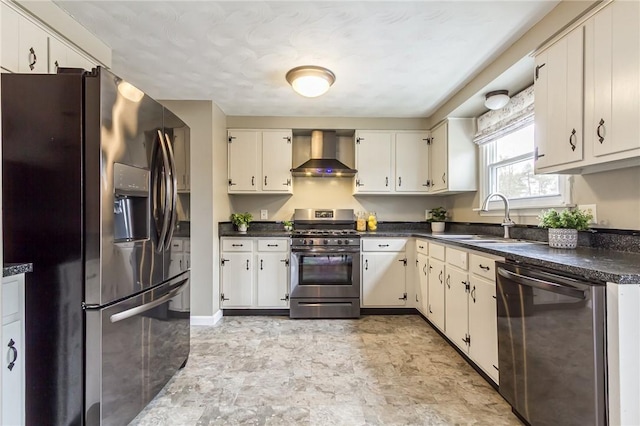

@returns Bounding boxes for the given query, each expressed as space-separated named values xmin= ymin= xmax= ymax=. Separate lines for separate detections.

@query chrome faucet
xmin=480 ymin=192 xmax=515 ymax=239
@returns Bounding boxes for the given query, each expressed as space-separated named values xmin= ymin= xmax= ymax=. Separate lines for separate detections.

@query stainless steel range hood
xmin=291 ymin=130 xmax=357 ymax=177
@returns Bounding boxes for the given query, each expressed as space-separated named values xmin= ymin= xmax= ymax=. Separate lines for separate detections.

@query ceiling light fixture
xmin=286 ymin=65 xmax=336 ymax=98
xmin=484 ymin=90 xmax=510 ymax=110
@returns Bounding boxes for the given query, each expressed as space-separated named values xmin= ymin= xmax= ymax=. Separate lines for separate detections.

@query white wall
xmin=160 ymin=100 xmax=225 ymax=317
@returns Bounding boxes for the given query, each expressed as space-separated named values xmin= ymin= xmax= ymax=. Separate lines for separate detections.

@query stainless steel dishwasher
xmin=496 ymin=261 xmax=606 ymax=426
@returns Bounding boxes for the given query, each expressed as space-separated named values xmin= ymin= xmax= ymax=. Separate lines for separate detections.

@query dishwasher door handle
xmin=498 ymin=267 xmax=586 ymax=299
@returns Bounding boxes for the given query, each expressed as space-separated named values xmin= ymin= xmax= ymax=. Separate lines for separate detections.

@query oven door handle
xmin=498 ymin=268 xmax=586 ymax=299
xmin=292 ymin=247 xmax=359 ymax=254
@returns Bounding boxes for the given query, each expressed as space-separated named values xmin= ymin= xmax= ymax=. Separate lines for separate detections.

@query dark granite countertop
xmin=3 ymin=263 xmax=33 ymax=277
xmin=362 ymin=231 xmax=640 ymax=284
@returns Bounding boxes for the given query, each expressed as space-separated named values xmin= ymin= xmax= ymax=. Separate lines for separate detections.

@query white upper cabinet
xmin=228 ymin=129 xmax=293 ymax=194
xmin=589 ymin=1 xmax=640 ymax=158
xmin=173 ymin=127 xmax=190 ymax=192
xmin=355 ymin=130 xmax=430 ymax=194
xmin=534 ymin=0 xmax=640 ymax=174
xmin=48 ymin=36 xmax=67 ymax=73
xmin=428 ymin=118 xmax=476 ymax=193
xmin=18 ymin=16 xmax=48 ymax=73
xmin=355 ymin=131 xmax=393 ymax=193
xmin=261 ymin=130 xmax=293 ymax=192
xmin=395 ymin=132 xmax=430 ymax=192
xmin=534 ymin=24 xmax=584 ymax=172
xmin=1 ymin=3 xmax=20 ymax=72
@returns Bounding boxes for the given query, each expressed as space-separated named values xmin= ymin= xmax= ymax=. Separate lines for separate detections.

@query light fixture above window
xmin=484 ymin=90 xmax=510 ymax=110
xmin=286 ymin=65 xmax=336 ymax=98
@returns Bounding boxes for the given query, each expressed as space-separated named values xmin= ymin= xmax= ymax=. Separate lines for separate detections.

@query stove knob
xmin=302 ymin=239 xmax=307 ymax=245
xmin=323 ymin=239 xmax=329 ymax=245
xmin=309 ymin=240 xmax=314 ymax=245
xmin=344 ymin=240 xmax=349 ymax=245
xmin=337 ymin=240 xmax=343 ymax=245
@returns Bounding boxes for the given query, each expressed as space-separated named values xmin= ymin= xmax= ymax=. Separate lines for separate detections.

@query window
xmin=476 ymin=86 xmax=571 ymax=213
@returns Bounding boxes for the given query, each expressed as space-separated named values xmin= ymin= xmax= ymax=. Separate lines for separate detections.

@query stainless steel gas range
xmin=289 ymin=209 xmax=361 ymax=319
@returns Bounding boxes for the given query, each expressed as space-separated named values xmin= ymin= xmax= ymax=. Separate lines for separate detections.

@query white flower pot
xmin=548 ymin=228 xmax=578 ymax=249
xmin=431 ymin=222 xmax=446 ymax=233
xmin=237 ymin=223 xmax=247 ymax=233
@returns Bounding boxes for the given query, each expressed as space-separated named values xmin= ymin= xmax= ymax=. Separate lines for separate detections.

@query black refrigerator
xmin=2 ymin=67 xmax=191 ymax=425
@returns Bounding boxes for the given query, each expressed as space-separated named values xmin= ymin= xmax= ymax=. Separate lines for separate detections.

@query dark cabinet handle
xmin=385 ymin=177 xmax=389 ymax=187
xmin=429 ymin=305 xmax=433 ymax=314
xmin=569 ymin=129 xmax=577 ymax=152
xmin=365 ymin=259 xmax=369 ymax=270
xmin=535 ymin=62 xmax=546 ymax=80
xmin=442 ymin=173 xmax=446 ymax=184
xmin=221 ymin=293 xmax=229 ymax=301
xmin=28 ymin=47 xmax=37 ymax=70
xmin=232 ymin=244 xmax=244 ymax=247
xmin=280 ymin=294 xmax=290 ymax=301
xmin=418 ymin=245 xmax=424 ymax=249
xmin=260 ymin=259 xmax=263 ymax=270
xmin=228 ymin=179 xmax=236 ymax=186
xmin=446 ymin=274 xmax=450 ymax=289
xmin=251 ymin=176 xmax=255 ymax=186
xmin=267 ymin=244 xmax=278 ymax=247
xmin=439 ymin=270 xmax=443 ymax=284
xmin=597 ymin=119 xmax=605 ymax=144
xmin=54 ymin=60 xmax=59 ymax=72
xmin=422 ymin=180 xmax=431 ymax=187
xmin=398 ymin=176 xmax=402 ymax=187
xmin=356 ymin=179 xmax=363 ymax=187
xmin=378 ymin=244 xmax=389 ymax=248
xmin=280 ymin=258 xmax=290 ymax=266
xmin=179 ymin=259 xmax=183 ymax=269
xmin=471 ymin=285 xmax=477 ymax=303
xmin=423 ymin=264 xmax=427 ymax=275
xmin=415 ymin=294 xmax=418 ymax=302
xmin=284 ymin=136 xmax=291 ymax=143
xmin=7 ymin=339 xmax=17 ymax=371
xmin=282 ymin=178 xmax=291 ymax=186
xmin=479 ymin=264 xmax=490 ymax=271
xmin=264 ymin=176 xmax=268 ymax=186
xmin=246 ymin=259 xmax=249 ymax=270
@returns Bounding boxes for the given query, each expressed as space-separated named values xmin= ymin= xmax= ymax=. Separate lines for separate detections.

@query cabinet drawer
xmin=446 ymin=246 xmax=468 ymax=270
xmin=2 ymin=277 xmax=20 ymax=320
xmin=428 ymin=242 xmax=445 ymax=261
xmin=470 ymin=254 xmax=497 ymax=281
xmin=362 ymin=239 xmax=406 ymax=252
xmin=415 ymin=239 xmax=429 ymax=255
xmin=170 ymin=239 xmax=183 ymax=251
xmin=257 ymin=239 xmax=288 ymax=252
xmin=221 ymin=239 xmax=252 ymax=252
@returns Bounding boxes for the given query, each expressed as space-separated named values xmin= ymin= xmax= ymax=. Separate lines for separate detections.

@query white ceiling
xmin=54 ymin=1 xmax=558 ymax=118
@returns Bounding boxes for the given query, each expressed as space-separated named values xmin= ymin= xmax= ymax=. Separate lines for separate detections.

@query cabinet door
xmin=168 ymin=252 xmax=184 ymax=277
xmin=355 ymin=132 xmax=392 ymax=192
xmin=173 ymin=127 xmax=189 ymax=191
xmin=535 ymin=26 xmax=584 ymax=170
xmin=468 ymin=275 xmax=499 ymax=383
xmin=2 ymin=320 xmax=24 ymax=426
xmin=48 ymin=36 xmax=68 ymax=74
xmin=591 ymin=1 xmax=640 ymax=158
xmin=362 ymin=252 xmax=407 ymax=306
xmin=427 ymin=258 xmax=445 ymax=331
xmin=395 ymin=132 xmax=430 ymax=192
xmin=66 ymin=48 xmax=95 ymax=71
xmin=220 ymin=252 xmax=253 ymax=307
xmin=429 ymin=122 xmax=448 ymax=192
xmin=1 ymin=4 xmax=20 ymax=72
xmin=228 ymin=130 xmax=259 ymax=192
xmin=18 ymin=17 xmax=48 ymax=73
xmin=262 ymin=130 xmax=292 ymax=193
xmin=445 ymin=267 xmax=469 ymax=353
xmin=416 ymin=252 xmax=429 ymax=315
xmin=256 ymin=253 xmax=289 ymax=307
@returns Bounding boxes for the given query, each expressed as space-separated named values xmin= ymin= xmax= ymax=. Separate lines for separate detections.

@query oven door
xmin=290 ymin=247 xmax=360 ymax=298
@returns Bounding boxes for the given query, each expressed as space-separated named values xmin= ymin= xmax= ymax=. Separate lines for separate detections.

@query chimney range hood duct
xmin=291 ymin=130 xmax=357 ymax=177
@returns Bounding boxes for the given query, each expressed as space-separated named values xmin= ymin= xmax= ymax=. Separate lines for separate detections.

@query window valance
xmin=473 ymin=85 xmax=534 ymax=145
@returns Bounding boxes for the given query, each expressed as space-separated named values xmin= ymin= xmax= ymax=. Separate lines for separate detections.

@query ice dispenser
xmin=113 ymin=163 xmax=150 ymax=242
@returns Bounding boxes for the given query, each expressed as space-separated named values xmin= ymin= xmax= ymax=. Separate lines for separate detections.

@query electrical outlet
xmin=577 ymin=204 xmax=597 ymax=225
xmin=260 ymin=209 xmax=268 ymax=220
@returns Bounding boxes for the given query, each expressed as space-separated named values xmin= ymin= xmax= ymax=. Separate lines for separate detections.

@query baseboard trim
xmin=361 ymin=307 xmax=419 ymax=315
xmin=223 ymin=309 xmax=289 ymax=316
xmin=191 ymin=310 xmax=223 ymax=326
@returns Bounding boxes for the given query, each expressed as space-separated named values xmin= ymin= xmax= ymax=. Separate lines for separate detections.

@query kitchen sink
xmin=434 ymin=234 xmax=539 ymax=244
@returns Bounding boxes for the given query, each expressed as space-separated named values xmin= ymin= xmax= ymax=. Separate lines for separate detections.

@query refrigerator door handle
xmin=109 ymin=279 xmax=188 ymax=324
xmin=156 ymin=130 xmax=173 ymax=252
xmin=163 ymin=132 xmax=179 ymax=250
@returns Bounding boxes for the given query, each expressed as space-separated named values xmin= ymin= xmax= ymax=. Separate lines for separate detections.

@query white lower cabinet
xmin=468 ymin=274 xmax=499 ymax=383
xmin=415 ymin=239 xmax=429 ymax=315
xmin=220 ymin=238 xmax=289 ymax=309
xmin=2 ymin=273 xmax=26 ymax=426
xmin=427 ymin=242 xmax=446 ymax=331
xmin=445 ymin=266 xmax=469 ymax=352
xmin=168 ymin=238 xmax=191 ymax=312
xmin=361 ymin=239 xmax=408 ymax=307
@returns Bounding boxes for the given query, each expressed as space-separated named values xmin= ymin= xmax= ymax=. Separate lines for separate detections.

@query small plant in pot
xmin=230 ymin=212 xmax=253 ymax=233
xmin=538 ymin=208 xmax=593 ymax=249
xmin=283 ymin=220 xmax=293 ymax=232
xmin=428 ymin=207 xmax=448 ymax=233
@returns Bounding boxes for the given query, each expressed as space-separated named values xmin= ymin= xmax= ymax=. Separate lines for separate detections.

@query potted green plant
xmin=283 ymin=220 xmax=293 ymax=232
xmin=428 ymin=206 xmax=448 ymax=233
xmin=230 ymin=212 xmax=253 ymax=233
xmin=538 ymin=208 xmax=593 ymax=249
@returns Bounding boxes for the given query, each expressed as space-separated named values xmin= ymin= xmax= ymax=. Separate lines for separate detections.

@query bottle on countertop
xmin=367 ymin=212 xmax=377 ymax=231
xmin=356 ymin=212 xmax=367 ymax=232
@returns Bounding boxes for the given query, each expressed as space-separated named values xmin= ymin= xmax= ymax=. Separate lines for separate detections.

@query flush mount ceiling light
xmin=286 ymin=65 xmax=336 ymax=98
xmin=484 ymin=90 xmax=510 ymax=110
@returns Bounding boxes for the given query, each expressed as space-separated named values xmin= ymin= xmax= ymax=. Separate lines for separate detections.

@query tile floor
xmin=130 ymin=315 xmax=520 ymax=425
